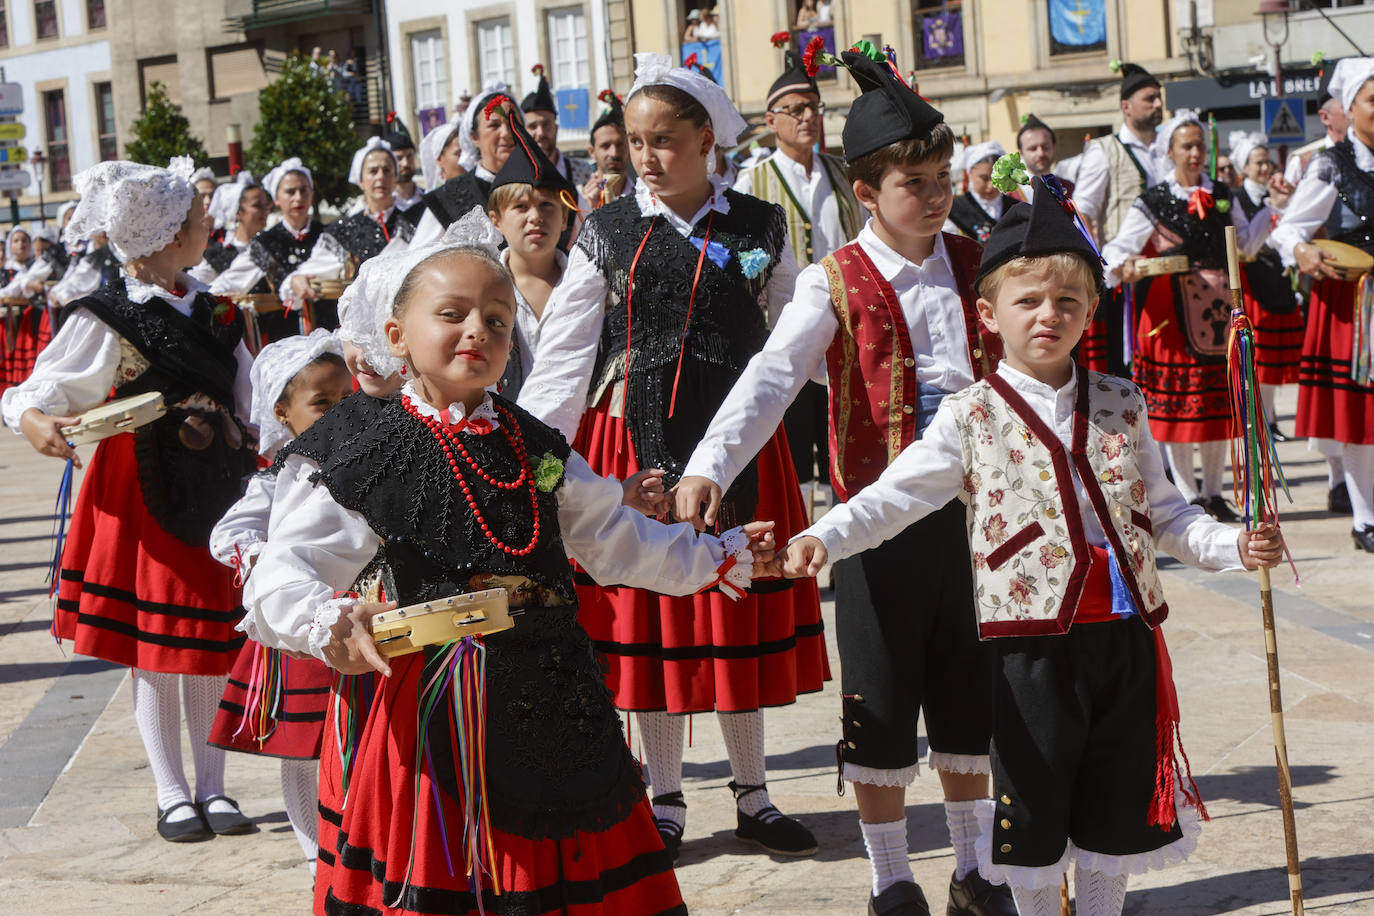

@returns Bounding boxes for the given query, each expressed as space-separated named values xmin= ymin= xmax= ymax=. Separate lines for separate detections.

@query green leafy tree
xmin=247 ymin=53 xmax=361 ymax=209
xmin=124 ymin=82 xmax=209 ymax=167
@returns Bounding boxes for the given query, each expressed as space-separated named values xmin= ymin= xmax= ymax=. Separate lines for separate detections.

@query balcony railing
xmin=224 ymin=0 xmax=371 ymax=31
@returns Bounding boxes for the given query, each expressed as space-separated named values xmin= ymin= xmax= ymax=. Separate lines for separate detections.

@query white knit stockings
xmin=132 ymin=669 xmax=193 ymax=821
xmin=281 ymin=758 xmax=320 ymax=872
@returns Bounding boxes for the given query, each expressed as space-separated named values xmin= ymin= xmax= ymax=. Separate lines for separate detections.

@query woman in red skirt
xmin=1103 ymin=112 xmax=1276 ymax=521
xmin=1 ymin=158 xmax=259 ymax=843
xmin=242 ymin=237 xmax=777 ymax=914
xmin=1 ymin=224 xmax=53 ymax=392
xmin=516 ymin=53 xmax=828 ymax=861
xmin=1271 ymin=59 xmax=1374 ymax=549
xmin=208 ymin=329 xmax=354 ymax=872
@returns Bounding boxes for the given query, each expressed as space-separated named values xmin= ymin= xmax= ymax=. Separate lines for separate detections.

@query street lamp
xmin=1257 ymin=0 xmax=1291 ymax=88
xmin=30 ymin=148 xmax=47 ymax=225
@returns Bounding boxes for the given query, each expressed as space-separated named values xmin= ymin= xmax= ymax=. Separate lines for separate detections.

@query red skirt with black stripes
xmin=1 ymin=304 xmax=51 ymax=392
xmin=1131 ymin=275 xmax=1231 ymax=443
xmin=1296 ymin=277 xmax=1374 ymax=444
xmin=53 ymin=433 xmax=244 ymax=675
xmin=571 ymin=402 xmax=829 ymax=714
xmin=1241 ymin=272 xmax=1303 ymax=386
xmin=209 ymin=641 xmax=334 ymax=759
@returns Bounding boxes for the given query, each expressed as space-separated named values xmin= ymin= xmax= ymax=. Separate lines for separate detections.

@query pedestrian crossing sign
xmin=1262 ymin=97 xmax=1306 ymax=142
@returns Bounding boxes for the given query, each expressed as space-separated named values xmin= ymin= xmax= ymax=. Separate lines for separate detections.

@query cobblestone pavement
xmin=0 ymin=390 xmax=1371 ymax=914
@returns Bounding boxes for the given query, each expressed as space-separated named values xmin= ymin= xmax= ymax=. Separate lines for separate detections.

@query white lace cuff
xmin=709 ymin=525 xmax=756 ymax=600
xmin=307 ymin=596 xmax=357 ymax=662
xmin=2 ymin=381 xmax=68 ymax=431
xmin=927 ymin=751 xmax=992 ymax=775
xmin=843 ymin=761 xmax=921 ymax=787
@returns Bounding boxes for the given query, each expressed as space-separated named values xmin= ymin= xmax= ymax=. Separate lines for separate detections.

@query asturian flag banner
xmin=1049 ymin=0 xmax=1106 ymax=47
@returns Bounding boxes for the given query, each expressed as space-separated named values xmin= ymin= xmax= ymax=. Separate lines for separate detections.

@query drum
xmin=1312 ymin=240 xmax=1374 ymax=282
xmin=1134 ymin=255 xmax=1190 ymax=277
xmin=61 ymin=392 xmax=166 ymax=446
xmin=371 ymin=588 xmax=515 ymax=658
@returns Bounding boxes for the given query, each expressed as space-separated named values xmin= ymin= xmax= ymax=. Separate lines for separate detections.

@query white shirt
xmin=734 ymin=148 xmax=848 ymax=261
xmin=801 ymin=361 xmax=1244 ymax=572
xmin=503 ymin=247 xmax=568 ymax=384
xmin=0 ymin=255 xmax=51 ymax=298
xmin=242 ymin=386 xmax=746 ymax=660
xmin=1269 ymin=135 xmax=1374 ymax=267
xmin=410 ymin=164 xmax=497 ymax=248
xmin=1101 ymin=174 xmax=1273 ymax=286
xmin=189 ymin=234 xmax=250 ymax=285
xmin=210 ymin=472 xmax=276 ymax=568
xmin=1241 ymin=178 xmax=1268 ymax=208
xmin=517 ymin=176 xmax=801 ymax=442
xmin=393 ymin=185 xmax=425 ymax=212
xmin=1282 ymin=135 xmax=1334 ymax=187
xmin=1075 ymin=124 xmax=1161 ymax=231
xmin=1 ymin=273 xmax=254 ymax=430
xmin=680 ymin=222 xmax=974 ymax=491
xmin=210 ymin=219 xmax=315 ymax=296
xmin=49 ymin=248 xmax=106 ymax=306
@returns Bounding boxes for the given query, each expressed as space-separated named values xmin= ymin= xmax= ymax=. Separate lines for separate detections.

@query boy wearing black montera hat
xmin=676 ymin=43 xmax=1010 ymax=916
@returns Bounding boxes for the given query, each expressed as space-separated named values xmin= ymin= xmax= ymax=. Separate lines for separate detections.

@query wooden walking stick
xmin=1223 ymin=225 xmax=1304 ymax=916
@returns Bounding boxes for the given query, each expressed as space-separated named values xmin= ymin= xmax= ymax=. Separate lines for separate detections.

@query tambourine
xmin=309 ymin=278 xmax=350 ymax=298
xmin=61 ymin=392 xmax=166 ymax=446
xmin=1133 ymin=255 xmax=1190 ymax=278
xmin=232 ymin=292 xmax=284 ymax=313
xmin=1312 ymin=240 xmax=1374 ymax=282
xmin=370 ymin=588 xmax=514 ymax=658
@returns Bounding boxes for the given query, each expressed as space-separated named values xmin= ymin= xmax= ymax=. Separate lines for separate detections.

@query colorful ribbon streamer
xmin=1351 ymin=272 xmax=1374 ymax=386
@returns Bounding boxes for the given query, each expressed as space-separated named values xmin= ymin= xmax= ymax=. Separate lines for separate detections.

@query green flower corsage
xmin=534 ymin=452 xmax=565 ymax=492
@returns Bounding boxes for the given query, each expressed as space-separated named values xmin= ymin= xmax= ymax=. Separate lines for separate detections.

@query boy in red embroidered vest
xmin=778 ymin=177 xmax=1285 ymax=916
xmin=676 ymin=45 xmax=1009 ymax=916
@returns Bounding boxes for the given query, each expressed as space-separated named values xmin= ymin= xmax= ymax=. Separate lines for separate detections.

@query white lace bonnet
xmin=63 ymin=157 xmax=197 ymax=261
xmin=1151 ymin=109 xmax=1204 ymax=160
xmin=960 ymin=140 xmax=1006 ymax=172
xmin=1329 ymin=57 xmax=1374 ymax=113
xmin=207 ymin=170 xmax=257 ymax=231
xmin=263 ymin=158 xmax=313 ymax=199
xmin=338 ymin=206 xmax=503 ymax=379
xmin=189 ymin=166 xmax=216 ymax=186
xmin=1227 ymin=131 xmax=1267 ymax=171
xmin=459 ymin=79 xmax=515 ymax=172
xmin=627 ymin=53 xmax=748 ymax=148
xmin=249 ymin=328 xmax=346 ymax=458
xmin=349 ymin=136 xmax=396 ymax=188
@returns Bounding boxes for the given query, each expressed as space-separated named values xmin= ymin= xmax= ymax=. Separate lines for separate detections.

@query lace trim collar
xmin=123 ymin=271 xmax=210 ymax=316
xmin=401 ymin=380 xmax=501 ymax=429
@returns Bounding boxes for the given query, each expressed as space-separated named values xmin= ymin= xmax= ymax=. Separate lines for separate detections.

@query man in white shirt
xmin=1074 ymin=63 xmax=1164 ymax=245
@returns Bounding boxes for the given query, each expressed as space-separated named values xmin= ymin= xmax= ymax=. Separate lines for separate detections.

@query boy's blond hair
xmin=487 ymin=182 xmax=568 ymax=227
xmin=975 ymin=251 xmax=1100 ymax=303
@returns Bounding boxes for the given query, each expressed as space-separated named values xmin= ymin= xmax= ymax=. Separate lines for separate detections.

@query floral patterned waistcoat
xmin=948 ymin=366 xmax=1169 ymax=639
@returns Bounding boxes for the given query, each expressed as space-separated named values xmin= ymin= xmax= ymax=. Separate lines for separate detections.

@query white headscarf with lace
xmin=349 ymin=137 xmax=397 ymax=188
xmin=208 ymin=170 xmax=257 ymax=231
xmin=420 ymin=115 xmax=465 ymax=192
xmin=627 ymin=52 xmax=748 ymax=148
xmin=64 ymin=157 xmax=197 ymax=261
xmin=263 ymin=158 xmax=314 ymax=199
xmin=1227 ymin=131 xmax=1267 ymax=172
xmin=249 ymin=328 xmax=346 ymax=459
xmin=1151 ymin=109 xmax=1205 ymax=161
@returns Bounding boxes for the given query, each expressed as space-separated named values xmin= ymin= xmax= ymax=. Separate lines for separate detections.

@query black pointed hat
xmin=767 ymin=51 xmax=819 ymax=108
xmin=1317 ymin=57 xmax=1342 ymax=102
xmin=521 ymin=65 xmax=557 ymax=115
xmin=840 ymin=49 xmax=944 ymax=161
xmin=1017 ymin=113 xmax=1055 ymax=145
xmin=491 ymin=109 xmax=577 ymax=200
xmin=1118 ymin=62 xmax=1160 ymax=100
xmin=383 ymin=112 xmax=415 ymax=151
xmin=591 ymin=89 xmax=625 ymax=135
xmin=974 ymin=177 xmax=1104 ymax=293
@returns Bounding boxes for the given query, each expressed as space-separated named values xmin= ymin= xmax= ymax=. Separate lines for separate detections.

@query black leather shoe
xmin=1268 ymin=422 xmax=1290 ymax=443
xmin=198 ymin=795 xmax=253 ymax=835
xmin=1353 ymin=525 xmax=1374 ymax=553
xmin=947 ymin=869 xmax=1017 ymax=916
xmin=729 ymin=780 xmax=817 ymax=856
xmin=1192 ymin=495 xmax=1239 ymax=522
xmin=651 ymin=791 xmax=686 ymax=864
xmin=1330 ymin=482 xmax=1352 ymax=515
xmin=156 ymin=802 xmax=213 ymax=843
xmin=870 ymin=880 xmax=931 ymax=916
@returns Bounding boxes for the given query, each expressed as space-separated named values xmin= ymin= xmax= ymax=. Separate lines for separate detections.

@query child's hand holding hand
xmin=673 ymin=475 xmax=723 ymax=532
xmin=780 ymin=536 xmax=828 ymax=579
xmin=621 ymin=468 xmax=668 ymax=517
xmin=1238 ymin=522 xmax=1284 ymax=570
xmin=322 ymin=600 xmax=395 ymax=677
xmin=19 ymin=408 xmax=81 ymax=467
xmin=739 ymin=520 xmax=777 ymax=576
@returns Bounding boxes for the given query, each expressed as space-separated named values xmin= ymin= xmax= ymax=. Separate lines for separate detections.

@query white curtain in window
xmin=547 ymin=7 xmax=589 ymax=88
xmin=477 ymin=18 xmax=515 ymax=88
xmin=410 ymin=29 xmax=448 ymax=110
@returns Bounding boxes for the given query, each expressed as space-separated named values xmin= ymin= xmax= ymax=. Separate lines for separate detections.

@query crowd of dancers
xmin=1 ymin=37 xmax=1370 ymax=916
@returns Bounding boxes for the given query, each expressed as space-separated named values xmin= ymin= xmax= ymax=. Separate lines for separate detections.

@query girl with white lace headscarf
xmin=190 ymin=171 xmax=269 ymax=286
xmin=2 ymin=157 xmax=259 ymax=844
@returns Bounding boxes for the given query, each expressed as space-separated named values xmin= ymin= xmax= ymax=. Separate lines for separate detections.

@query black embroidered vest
xmin=322 ymin=209 xmax=414 ymax=264
xmin=1235 ymin=187 xmax=1295 ymax=314
xmin=1314 ymin=140 xmax=1374 ymax=254
xmin=405 ymin=172 xmax=492 ymax=229
xmin=948 ymin=193 xmax=1012 ymax=243
xmin=1135 ymin=182 xmax=1231 ymax=269
xmin=580 ymin=191 xmax=786 ymax=520
xmin=201 ymin=239 xmax=241 ymax=276
xmin=74 ymin=279 xmax=257 ymax=545
xmin=249 ymin=221 xmax=322 ymax=290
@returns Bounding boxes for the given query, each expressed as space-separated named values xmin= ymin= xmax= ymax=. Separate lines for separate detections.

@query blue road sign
xmin=1262 ymin=97 xmax=1306 ymax=143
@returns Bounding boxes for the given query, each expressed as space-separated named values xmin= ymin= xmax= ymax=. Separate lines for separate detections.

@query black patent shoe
xmin=947 ymin=869 xmax=1017 ymax=916
xmin=1268 ymin=422 xmax=1290 ymax=443
xmin=870 ymin=880 xmax=932 ymax=916
xmin=651 ymin=790 xmax=686 ymax=864
xmin=1329 ymin=482 xmax=1352 ymax=515
xmin=156 ymin=801 xmax=213 ymax=843
xmin=198 ymin=795 xmax=253 ymax=835
xmin=728 ymin=780 xmax=818 ymax=856
xmin=1192 ymin=495 xmax=1239 ymax=522
xmin=1353 ymin=525 xmax=1374 ymax=553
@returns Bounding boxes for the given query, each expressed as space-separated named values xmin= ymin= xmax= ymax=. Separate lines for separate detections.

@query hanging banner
xmin=1049 ymin=0 xmax=1106 ymax=47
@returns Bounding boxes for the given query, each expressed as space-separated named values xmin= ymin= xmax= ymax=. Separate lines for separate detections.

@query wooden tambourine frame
xmin=370 ymin=588 xmax=515 ymax=658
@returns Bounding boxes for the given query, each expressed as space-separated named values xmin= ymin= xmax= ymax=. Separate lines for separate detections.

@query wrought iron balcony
xmin=224 ymin=0 xmax=372 ymax=31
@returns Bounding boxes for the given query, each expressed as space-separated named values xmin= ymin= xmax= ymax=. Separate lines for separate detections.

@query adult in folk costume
xmin=945 ymin=141 xmax=1015 ymax=242
xmin=1012 ymin=113 xmax=1075 ymax=201
xmin=1076 ymin=63 xmax=1166 ymax=376
xmin=735 ymin=47 xmax=863 ymax=507
xmin=384 ymin=116 xmax=424 ymax=212
xmin=521 ymin=64 xmax=585 ymax=251
xmin=1270 ymin=59 xmax=1374 ymax=550
xmin=191 ymin=171 xmax=269 ymax=285
xmin=581 ymin=90 xmax=635 ymax=210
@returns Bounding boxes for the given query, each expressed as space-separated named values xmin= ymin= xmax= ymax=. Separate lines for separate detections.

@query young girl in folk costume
xmin=192 ymin=172 xmax=268 ymax=283
xmin=285 ymin=138 xmax=415 ymax=330
xmin=1272 ymin=59 xmax=1374 ymax=549
xmin=408 ymin=80 xmax=519 ymax=245
xmin=211 ymin=159 xmax=323 ymax=343
xmin=519 ymin=52 xmax=827 ymax=861
xmin=208 ymin=330 xmax=354 ymax=873
xmin=242 ymin=230 xmax=777 ymax=915
xmin=0 ymin=158 xmax=258 ymax=842
xmin=1228 ymin=130 xmax=1300 ymax=439
xmin=1104 ymin=111 xmax=1274 ymax=522
xmin=1 ymin=224 xmax=54 ymax=391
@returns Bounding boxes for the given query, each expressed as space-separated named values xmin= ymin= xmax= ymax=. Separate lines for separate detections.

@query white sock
xmin=1165 ymin=442 xmax=1200 ymax=501
xmin=944 ymin=799 xmax=979 ymax=881
xmin=636 ymin=711 xmax=686 ymax=831
xmin=281 ymin=758 xmax=320 ymax=867
xmin=182 ymin=674 xmax=234 ymax=815
xmin=1074 ymin=863 xmax=1129 ymax=916
xmin=1344 ymin=443 xmax=1374 ymax=529
xmin=861 ymin=818 xmax=914 ymax=897
xmin=718 ymin=710 xmax=777 ymax=820
xmin=1329 ymin=455 xmax=1347 ymax=489
xmin=1261 ymin=384 xmax=1279 ymax=424
xmin=1199 ymin=439 xmax=1229 ymax=500
xmin=133 ymin=669 xmax=193 ymax=822
xmin=1011 ymin=884 xmax=1063 ymax=916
